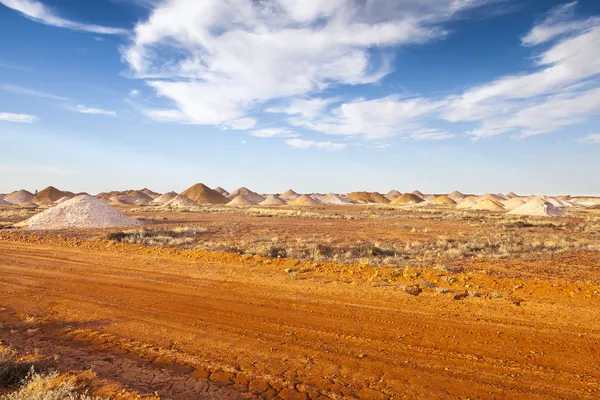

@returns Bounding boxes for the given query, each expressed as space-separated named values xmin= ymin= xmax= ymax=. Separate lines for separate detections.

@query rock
xmin=278 ymin=387 xmax=308 ymax=400
xmin=402 ymin=285 xmax=422 ymax=296
xmin=248 ymin=379 xmax=271 ymax=393
xmin=209 ymin=371 xmax=234 ymax=385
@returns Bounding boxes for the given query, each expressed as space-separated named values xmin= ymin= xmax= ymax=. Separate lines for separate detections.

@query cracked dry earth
xmin=1 ymin=236 xmax=600 ymax=399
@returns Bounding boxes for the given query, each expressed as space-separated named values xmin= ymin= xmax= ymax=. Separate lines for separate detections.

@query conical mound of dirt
xmin=502 ymin=198 xmax=526 ymax=210
xmin=180 ymin=183 xmax=228 ymax=205
xmin=542 ymin=196 xmax=574 ymax=208
xmin=506 ymin=192 xmax=518 ymax=199
xmin=411 ymin=190 xmax=425 ymax=199
xmin=54 ymin=196 xmax=71 ymax=204
xmin=31 ymin=186 xmax=66 ymax=205
xmin=424 ymin=194 xmax=436 ymax=201
xmin=214 ymin=186 xmax=230 ymax=196
xmin=140 ymin=188 xmax=160 ymax=199
xmin=456 ymin=196 xmax=479 ymax=209
xmin=110 ymin=194 xmax=148 ymax=206
xmin=509 ymin=197 xmax=565 ymax=216
xmin=126 ymin=190 xmax=154 ymax=203
xmin=482 ymin=193 xmax=506 ymax=202
xmin=289 ymin=194 xmax=323 ymax=206
xmin=385 ymin=190 xmax=402 ymax=201
xmin=391 ymin=193 xmax=424 ymax=205
xmin=228 ymin=187 xmax=265 ymax=203
xmin=346 ymin=192 xmax=390 ymax=204
xmin=15 ymin=195 xmax=140 ymax=230
xmin=472 ymin=199 xmax=505 ymax=211
xmin=280 ymin=189 xmax=300 ymax=201
xmin=163 ymin=194 xmax=199 ymax=207
xmin=320 ymin=193 xmax=353 ymax=205
xmin=448 ymin=191 xmax=465 ymax=201
xmin=152 ymin=192 xmax=178 ymax=204
xmin=227 ymin=195 xmax=256 ymax=206
xmin=0 ymin=198 xmax=12 ymax=205
xmin=259 ymin=195 xmax=287 ymax=205
xmin=432 ymin=195 xmax=457 ymax=205
xmin=3 ymin=190 xmax=34 ymax=204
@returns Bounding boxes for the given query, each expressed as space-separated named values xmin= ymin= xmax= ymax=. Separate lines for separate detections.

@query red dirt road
xmin=1 ymin=238 xmax=599 ymax=399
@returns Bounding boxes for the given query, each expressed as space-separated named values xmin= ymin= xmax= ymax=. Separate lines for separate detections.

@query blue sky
xmin=1 ymin=0 xmax=599 ymax=196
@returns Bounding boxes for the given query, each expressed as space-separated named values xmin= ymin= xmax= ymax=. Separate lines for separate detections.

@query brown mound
xmin=140 ymin=188 xmax=160 ymax=199
xmin=391 ymin=193 xmax=424 ymax=205
xmin=152 ymin=192 xmax=178 ymax=204
xmin=432 ymin=195 xmax=457 ymax=205
xmin=506 ymin=192 xmax=518 ymax=198
xmin=472 ymin=199 xmax=505 ymax=211
xmin=180 ymin=183 xmax=228 ymax=205
xmin=280 ymin=189 xmax=300 ymax=201
xmin=346 ymin=192 xmax=390 ymax=204
xmin=448 ymin=191 xmax=465 ymax=201
xmin=227 ymin=195 xmax=256 ymax=206
xmin=289 ymin=194 xmax=323 ymax=206
xmin=483 ymin=193 xmax=506 ymax=202
xmin=125 ymin=190 xmax=154 ymax=203
xmin=163 ymin=194 xmax=199 ymax=207
xmin=385 ymin=190 xmax=402 ymax=201
xmin=3 ymin=190 xmax=34 ymax=204
xmin=214 ymin=186 xmax=230 ymax=196
xmin=228 ymin=187 xmax=265 ymax=203
xmin=411 ymin=190 xmax=425 ymax=199
xmin=32 ymin=186 xmax=66 ymax=205
xmin=259 ymin=195 xmax=287 ymax=206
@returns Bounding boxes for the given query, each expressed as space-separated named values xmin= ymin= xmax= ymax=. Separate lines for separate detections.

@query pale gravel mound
xmin=385 ymin=190 xmax=401 ymax=201
xmin=542 ymin=196 xmax=574 ymax=208
xmin=448 ymin=191 xmax=466 ymax=201
xmin=424 ymin=194 xmax=436 ymax=201
xmin=4 ymin=190 xmax=34 ymax=204
xmin=506 ymin=192 xmax=518 ymax=199
xmin=227 ymin=187 xmax=265 ymax=203
xmin=163 ymin=194 xmax=199 ymax=207
xmin=280 ymin=189 xmax=300 ymax=201
xmin=508 ymin=197 xmax=565 ymax=217
xmin=289 ymin=194 xmax=323 ymax=206
xmin=456 ymin=196 xmax=479 ymax=209
xmin=227 ymin=195 xmax=256 ymax=206
xmin=152 ymin=191 xmax=178 ymax=204
xmin=112 ymin=194 xmax=148 ymax=205
xmin=482 ymin=193 xmax=506 ymax=202
xmin=411 ymin=190 xmax=425 ymax=199
xmin=432 ymin=195 xmax=457 ymax=205
xmin=259 ymin=195 xmax=287 ymax=205
xmin=319 ymin=193 xmax=353 ymax=205
xmin=16 ymin=195 xmax=140 ymax=230
xmin=54 ymin=196 xmax=71 ymax=204
xmin=502 ymin=198 xmax=526 ymax=210
xmin=472 ymin=199 xmax=505 ymax=211
xmin=391 ymin=193 xmax=424 ymax=205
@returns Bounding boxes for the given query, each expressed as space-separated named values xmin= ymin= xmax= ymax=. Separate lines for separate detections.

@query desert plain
xmin=1 ymin=184 xmax=599 ymax=399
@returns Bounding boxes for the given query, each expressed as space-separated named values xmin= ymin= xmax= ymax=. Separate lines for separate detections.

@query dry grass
xmin=130 ymin=205 xmax=353 ymax=219
xmin=0 ymin=371 xmax=101 ymax=400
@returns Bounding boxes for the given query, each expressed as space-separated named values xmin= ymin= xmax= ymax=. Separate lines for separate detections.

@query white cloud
xmin=285 ymin=138 xmax=345 ymax=151
xmin=411 ymin=129 xmax=455 ymax=141
xmin=142 ymin=108 xmax=187 ymax=122
xmin=577 ymin=133 xmax=600 ymax=144
xmin=1 ymin=84 xmax=69 ymax=101
xmin=367 ymin=143 xmax=392 ymax=149
xmin=75 ymin=105 xmax=117 ymax=116
xmin=123 ymin=0 xmax=497 ymax=126
xmin=0 ymin=163 xmax=74 ymax=175
xmin=0 ymin=0 xmax=128 ymax=34
xmin=222 ymin=118 xmax=256 ymax=130
xmin=521 ymin=1 xmax=599 ymax=46
xmin=0 ymin=112 xmax=37 ymax=123
xmin=128 ymin=89 xmax=140 ymax=98
xmin=251 ymin=128 xmax=299 ymax=138
xmin=266 ymin=97 xmax=339 ymax=120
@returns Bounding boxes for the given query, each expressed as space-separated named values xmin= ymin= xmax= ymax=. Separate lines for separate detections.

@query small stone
xmin=402 ymin=285 xmax=422 ymax=296
xmin=248 ymin=379 xmax=271 ymax=393
xmin=209 ymin=371 xmax=234 ymax=385
xmin=278 ymin=388 xmax=308 ymax=400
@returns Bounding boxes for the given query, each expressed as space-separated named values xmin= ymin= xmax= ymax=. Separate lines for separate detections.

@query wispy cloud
xmin=285 ymin=138 xmax=345 ymax=151
xmin=578 ymin=133 xmax=600 ymax=144
xmin=222 ymin=118 xmax=257 ymax=130
xmin=251 ymin=128 xmax=299 ymax=138
xmin=1 ymin=84 xmax=69 ymax=101
xmin=0 ymin=0 xmax=128 ymax=35
xmin=0 ymin=112 xmax=37 ymax=123
xmin=0 ymin=61 xmax=29 ymax=71
xmin=0 ymin=163 xmax=74 ymax=175
xmin=75 ymin=105 xmax=117 ymax=116
xmin=411 ymin=129 xmax=455 ymax=141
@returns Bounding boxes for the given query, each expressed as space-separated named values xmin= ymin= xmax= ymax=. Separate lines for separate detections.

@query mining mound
xmin=3 ymin=190 xmax=35 ymax=204
xmin=152 ymin=192 xmax=178 ymax=204
xmin=125 ymin=190 xmax=154 ymax=203
xmin=502 ymin=198 xmax=526 ymax=210
xmin=508 ymin=197 xmax=565 ymax=217
xmin=543 ymin=196 xmax=574 ymax=208
xmin=472 ymin=199 xmax=505 ymax=211
xmin=54 ymin=196 xmax=72 ymax=204
xmin=432 ymin=195 xmax=457 ymax=205
xmin=180 ymin=183 xmax=228 ymax=204
xmin=280 ymin=189 xmax=300 ymax=201
xmin=411 ymin=190 xmax=425 ymax=199
xmin=482 ymin=193 xmax=506 ymax=202
xmin=227 ymin=195 xmax=256 ymax=206
xmin=289 ymin=194 xmax=323 ymax=206
xmin=391 ymin=193 xmax=424 ymax=205
xmin=385 ymin=190 xmax=402 ymax=201
xmin=259 ymin=195 xmax=287 ymax=206
xmin=32 ymin=186 xmax=67 ymax=205
xmin=163 ymin=195 xmax=199 ymax=207
xmin=140 ymin=188 xmax=160 ymax=199
xmin=346 ymin=192 xmax=389 ymax=204
xmin=15 ymin=195 xmax=140 ymax=230
xmin=214 ymin=186 xmax=230 ymax=196
xmin=448 ymin=191 xmax=466 ymax=201
xmin=228 ymin=187 xmax=265 ymax=203
xmin=320 ymin=193 xmax=353 ymax=205
xmin=0 ymin=197 xmax=12 ymax=205
xmin=506 ymin=192 xmax=518 ymax=198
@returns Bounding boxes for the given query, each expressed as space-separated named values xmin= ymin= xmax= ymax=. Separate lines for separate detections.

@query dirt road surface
xmin=1 ymin=237 xmax=599 ymax=399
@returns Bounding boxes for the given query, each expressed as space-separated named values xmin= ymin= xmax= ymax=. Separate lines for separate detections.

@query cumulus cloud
xmin=0 ymin=84 xmax=69 ymax=101
xmin=123 ymin=0 xmax=496 ymax=126
xmin=285 ymin=138 xmax=345 ymax=151
xmin=521 ymin=1 xmax=599 ymax=46
xmin=251 ymin=128 xmax=299 ymax=138
xmin=0 ymin=0 xmax=128 ymax=34
xmin=578 ymin=133 xmax=600 ymax=144
xmin=75 ymin=105 xmax=117 ymax=116
xmin=0 ymin=112 xmax=37 ymax=123
xmin=266 ymin=97 xmax=339 ymax=120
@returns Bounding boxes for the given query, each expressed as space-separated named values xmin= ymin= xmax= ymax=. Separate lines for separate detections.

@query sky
xmin=1 ymin=0 xmax=599 ymax=196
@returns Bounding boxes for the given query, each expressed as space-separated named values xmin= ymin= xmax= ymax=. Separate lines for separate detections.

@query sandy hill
xmin=346 ymin=192 xmax=390 ymax=204
xmin=391 ymin=193 xmax=424 ymax=205
xmin=502 ymin=198 xmax=526 ymax=210
xmin=448 ymin=191 xmax=465 ymax=201
xmin=280 ymin=189 xmax=300 ymax=201
xmin=54 ymin=196 xmax=72 ymax=204
xmin=3 ymin=190 xmax=35 ymax=204
xmin=180 ymin=183 xmax=228 ymax=204
xmin=140 ymin=188 xmax=160 ymax=199
xmin=411 ymin=190 xmax=425 ymax=199
xmin=508 ymin=197 xmax=564 ymax=217
xmin=32 ymin=186 xmax=66 ymax=205
xmin=125 ymin=190 xmax=154 ymax=203
xmin=214 ymin=186 xmax=230 ymax=196
xmin=506 ymin=192 xmax=518 ymax=199
xmin=228 ymin=187 xmax=265 ymax=203
xmin=385 ymin=190 xmax=402 ymax=201
xmin=482 ymin=193 xmax=506 ymax=202
xmin=15 ymin=195 xmax=140 ymax=230
xmin=259 ymin=195 xmax=287 ymax=206
xmin=472 ymin=199 xmax=505 ymax=211
xmin=152 ymin=192 xmax=178 ymax=204
xmin=320 ymin=193 xmax=353 ymax=205
xmin=289 ymin=194 xmax=323 ymax=206
xmin=163 ymin=194 xmax=199 ymax=207
xmin=432 ymin=195 xmax=457 ymax=205
xmin=456 ymin=196 xmax=479 ymax=209
xmin=0 ymin=198 xmax=12 ymax=205
xmin=542 ymin=196 xmax=574 ymax=208
xmin=424 ymin=194 xmax=436 ymax=201
xmin=227 ymin=195 xmax=256 ymax=206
